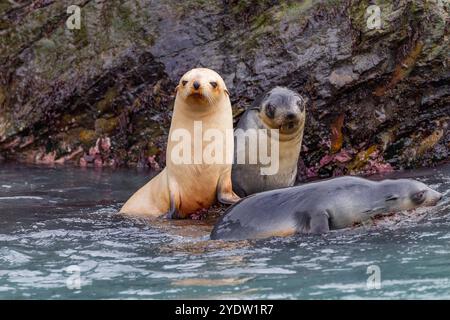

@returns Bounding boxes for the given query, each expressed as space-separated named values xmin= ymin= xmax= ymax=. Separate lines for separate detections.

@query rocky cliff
xmin=0 ymin=0 xmax=449 ymax=179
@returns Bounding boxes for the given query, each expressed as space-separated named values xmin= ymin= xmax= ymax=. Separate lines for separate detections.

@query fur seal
xmin=232 ymin=87 xmax=306 ymax=197
xmin=211 ymin=176 xmax=443 ymax=240
xmin=120 ymin=68 xmax=240 ymax=218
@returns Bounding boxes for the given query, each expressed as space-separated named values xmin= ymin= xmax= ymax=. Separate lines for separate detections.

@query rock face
xmin=0 ymin=0 xmax=449 ymax=178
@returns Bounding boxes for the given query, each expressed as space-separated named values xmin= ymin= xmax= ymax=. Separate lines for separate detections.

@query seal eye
xmin=210 ymin=81 xmax=218 ymax=88
xmin=265 ymin=103 xmax=276 ymax=119
xmin=182 ymin=80 xmax=188 ymax=86
xmin=412 ymin=191 xmax=426 ymax=204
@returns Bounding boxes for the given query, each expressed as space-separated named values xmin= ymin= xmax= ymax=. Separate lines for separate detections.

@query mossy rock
xmin=95 ymin=117 xmax=119 ymax=135
xmin=0 ymin=85 xmax=5 ymax=106
xmin=78 ymin=129 xmax=97 ymax=146
xmin=96 ymin=87 xmax=119 ymax=114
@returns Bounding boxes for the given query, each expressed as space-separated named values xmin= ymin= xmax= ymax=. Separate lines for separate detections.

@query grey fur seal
xmin=232 ymin=87 xmax=307 ymax=197
xmin=210 ymin=176 xmax=443 ymax=240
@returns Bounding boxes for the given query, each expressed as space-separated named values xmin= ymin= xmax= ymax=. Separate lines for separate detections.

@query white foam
xmin=0 ymin=196 xmax=44 ymax=200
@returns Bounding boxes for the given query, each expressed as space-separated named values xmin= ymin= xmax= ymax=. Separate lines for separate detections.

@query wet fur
xmin=211 ymin=176 xmax=442 ymax=240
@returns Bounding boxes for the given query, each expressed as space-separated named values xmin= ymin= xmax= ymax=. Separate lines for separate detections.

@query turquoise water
xmin=0 ymin=164 xmax=449 ymax=299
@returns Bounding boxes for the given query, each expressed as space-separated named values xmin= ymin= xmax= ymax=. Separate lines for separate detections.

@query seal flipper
xmin=309 ymin=211 xmax=330 ymax=234
xmin=217 ymin=190 xmax=240 ymax=205
xmin=296 ymin=210 xmax=330 ymax=234
xmin=217 ymin=171 xmax=241 ymax=204
xmin=166 ymin=193 xmax=182 ymax=219
xmin=230 ymin=180 xmax=248 ymax=198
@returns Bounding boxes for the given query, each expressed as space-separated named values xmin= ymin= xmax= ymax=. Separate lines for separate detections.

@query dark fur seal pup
xmin=232 ymin=87 xmax=307 ymax=197
xmin=211 ymin=176 xmax=443 ymax=240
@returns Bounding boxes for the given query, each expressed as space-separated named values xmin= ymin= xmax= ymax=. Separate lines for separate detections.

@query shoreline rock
xmin=0 ymin=0 xmax=448 ymax=179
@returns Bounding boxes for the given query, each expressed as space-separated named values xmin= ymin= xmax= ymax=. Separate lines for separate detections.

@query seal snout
xmin=424 ymin=189 xmax=444 ymax=207
xmin=285 ymin=112 xmax=297 ymax=120
xmin=186 ymin=79 xmax=206 ymax=100
xmin=193 ymin=81 xmax=200 ymax=90
xmin=436 ymin=192 xmax=443 ymax=204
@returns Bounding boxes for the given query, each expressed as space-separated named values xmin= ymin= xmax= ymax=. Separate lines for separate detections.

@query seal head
xmin=176 ymin=68 xmax=229 ymax=109
xmin=380 ymin=179 xmax=443 ymax=210
xmin=258 ymin=87 xmax=306 ymax=136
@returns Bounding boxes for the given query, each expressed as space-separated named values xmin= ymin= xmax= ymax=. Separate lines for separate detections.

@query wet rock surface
xmin=0 ymin=0 xmax=449 ymax=179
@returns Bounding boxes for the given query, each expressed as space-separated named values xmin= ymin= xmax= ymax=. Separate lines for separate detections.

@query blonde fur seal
xmin=120 ymin=68 xmax=240 ymax=218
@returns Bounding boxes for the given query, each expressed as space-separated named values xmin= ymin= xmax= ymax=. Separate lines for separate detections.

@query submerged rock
xmin=0 ymin=0 xmax=448 ymax=176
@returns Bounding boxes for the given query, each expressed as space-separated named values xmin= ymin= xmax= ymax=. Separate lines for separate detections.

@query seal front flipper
xmin=216 ymin=171 xmax=241 ymax=204
xmin=296 ymin=210 xmax=330 ymax=234
xmin=166 ymin=193 xmax=182 ymax=219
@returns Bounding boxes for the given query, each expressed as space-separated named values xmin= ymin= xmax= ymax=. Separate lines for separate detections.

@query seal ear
xmin=297 ymin=95 xmax=308 ymax=112
xmin=174 ymin=85 xmax=179 ymax=94
xmin=303 ymin=96 xmax=311 ymax=106
xmin=224 ymin=88 xmax=230 ymax=96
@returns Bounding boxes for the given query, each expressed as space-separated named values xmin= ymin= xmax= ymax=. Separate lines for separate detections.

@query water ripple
xmin=1 ymin=164 xmax=450 ymax=299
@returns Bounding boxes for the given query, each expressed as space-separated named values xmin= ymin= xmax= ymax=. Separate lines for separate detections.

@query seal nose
xmin=285 ymin=112 xmax=297 ymax=120
xmin=193 ymin=81 xmax=200 ymax=90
